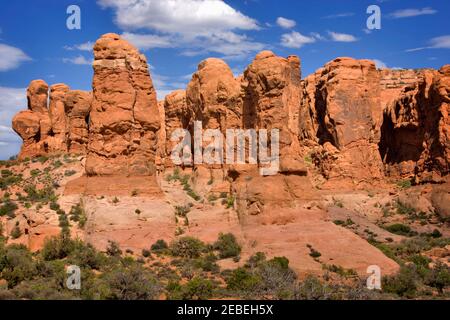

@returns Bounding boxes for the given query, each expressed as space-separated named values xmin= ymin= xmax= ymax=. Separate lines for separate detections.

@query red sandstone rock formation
xmin=12 ymin=80 xmax=92 ymax=159
xmin=379 ymin=65 xmax=450 ymax=182
xmin=244 ymin=51 xmax=303 ymax=173
xmin=299 ymin=58 xmax=385 ymax=188
xmin=162 ymin=90 xmax=189 ymax=167
xmin=85 ymin=33 xmax=160 ymax=176
xmin=65 ymin=90 xmax=93 ymax=154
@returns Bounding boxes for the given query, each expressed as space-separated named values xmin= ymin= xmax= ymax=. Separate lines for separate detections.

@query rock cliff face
xmin=379 ymin=66 xmax=450 ymax=182
xmin=85 ymin=33 xmax=160 ymax=176
xmin=299 ymin=58 xmax=384 ymax=188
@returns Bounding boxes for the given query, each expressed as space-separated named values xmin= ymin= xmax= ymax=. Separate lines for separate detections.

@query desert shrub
xmin=174 ymin=205 xmax=190 ymax=217
xmin=151 ymin=239 xmax=168 ymax=252
xmin=396 ymin=201 xmax=415 ymax=215
xmin=0 ymin=199 xmax=18 ymax=218
xmin=294 ymin=275 xmax=331 ymax=300
xmin=0 ymin=244 xmax=36 ymax=288
xmin=22 ymin=185 xmax=57 ymax=203
xmin=64 ymin=170 xmax=77 ymax=177
xmin=170 ymin=237 xmax=205 ymax=259
xmin=106 ymin=241 xmax=122 ymax=257
xmin=226 ymin=268 xmax=261 ymax=293
xmin=180 ymin=277 xmax=215 ymax=300
xmin=40 ymin=235 xmax=77 ymax=261
xmin=397 ymin=179 xmax=412 ymax=189
xmin=245 ymin=252 xmax=267 ymax=269
xmin=256 ymin=258 xmax=297 ymax=299
xmin=69 ymin=202 xmax=87 ymax=228
xmin=0 ymin=173 xmax=22 ymax=190
xmin=102 ymin=265 xmax=161 ymax=300
xmin=425 ymin=262 xmax=450 ymax=293
xmin=50 ymin=202 xmax=60 ymax=211
xmin=68 ymin=243 xmax=106 ymax=270
xmin=194 ymin=253 xmax=219 ymax=273
xmin=382 ymin=264 xmax=419 ymax=298
xmin=308 ymin=246 xmax=322 ymax=259
xmin=142 ymin=249 xmax=151 ymax=258
xmin=112 ymin=197 xmax=120 ymax=204
xmin=385 ymin=223 xmax=417 ymax=237
xmin=10 ymin=224 xmax=22 ymax=239
xmin=213 ymin=233 xmax=241 ymax=259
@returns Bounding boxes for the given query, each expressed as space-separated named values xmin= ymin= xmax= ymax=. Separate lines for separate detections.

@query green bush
xmin=425 ymin=262 xmax=450 ymax=293
xmin=180 ymin=277 xmax=215 ymax=300
xmin=102 ymin=265 xmax=161 ymax=300
xmin=64 ymin=170 xmax=77 ymax=177
xmin=397 ymin=179 xmax=412 ymax=189
xmin=170 ymin=237 xmax=205 ymax=259
xmin=151 ymin=239 xmax=168 ymax=252
xmin=385 ymin=223 xmax=417 ymax=237
xmin=10 ymin=224 xmax=22 ymax=239
xmin=213 ymin=233 xmax=241 ymax=259
xmin=106 ymin=241 xmax=122 ymax=257
xmin=0 ymin=199 xmax=18 ymax=218
xmin=226 ymin=268 xmax=261 ymax=292
xmin=382 ymin=264 xmax=419 ymax=298
xmin=0 ymin=244 xmax=36 ymax=288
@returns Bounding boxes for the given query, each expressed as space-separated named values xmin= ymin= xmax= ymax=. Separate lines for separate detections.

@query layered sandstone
xmin=86 ymin=33 xmax=160 ymax=176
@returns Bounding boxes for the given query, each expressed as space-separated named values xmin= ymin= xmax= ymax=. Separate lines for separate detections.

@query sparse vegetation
xmin=213 ymin=233 xmax=241 ymax=259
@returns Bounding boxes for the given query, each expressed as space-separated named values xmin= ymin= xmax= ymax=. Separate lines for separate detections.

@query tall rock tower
xmin=86 ymin=33 xmax=161 ymax=176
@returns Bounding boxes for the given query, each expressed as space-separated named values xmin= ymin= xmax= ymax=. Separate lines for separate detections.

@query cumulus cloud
xmin=328 ymin=31 xmax=358 ymax=42
xmin=0 ymin=87 xmax=26 ymax=159
xmin=122 ymin=32 xmax=174 ymax=50
xmin=62 ymin=55 xmax=93 ymax=65
xmin=97 ymin=0 xmax=264 ymax=59
xmin=276 ymin=17 xmax=296 ymax=29
xmin=98 ymin=0 xmax=259 ymax=34
xmin=390 ymin=7 xmax=437 ymax=18
xmin=280 ymin=31 xmax=316 ymax=49
xmin=0 ymin=43 xmax=31 ymax=71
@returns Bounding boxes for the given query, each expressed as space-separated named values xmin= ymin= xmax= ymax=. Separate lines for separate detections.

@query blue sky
xmin=0 ymin=0 xmax=449 ymax=159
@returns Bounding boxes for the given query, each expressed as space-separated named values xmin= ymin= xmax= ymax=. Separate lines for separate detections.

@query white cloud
xmin=97 ymin=0 xmax=264 ymax=60
xmin=328 ymin=31 xmax=358 ymax=42
xmin=0 ymin=87 xmax=26 ymax=159
xmin=122 ymin=32 xmax=174 ymax=50
xmin=64 ymin=41 xmax=94 ymax=52
xmin=322 ymin=12 xmax=355 ymax=19
xmin=0 ymin=43 xmax=31 ymax=71
xmin=276 ymin=17 xmax=296 ymax=29
xmin=98 ymin=0 xmax=259 ymax=35
xmin=280 ymin=31 xmax=315 ymax=49
xmin=62 ymin=55 xmax=93 ymax=65
xmin=406 ymin=35 xmax=450 ymax=52
xmin=373 ymin=59 xmax=387 ymax=69
xmin=429 ymin=35 xmax=450 ymax=49
xmin=390 ymin=7 xmax=437 ymax=18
